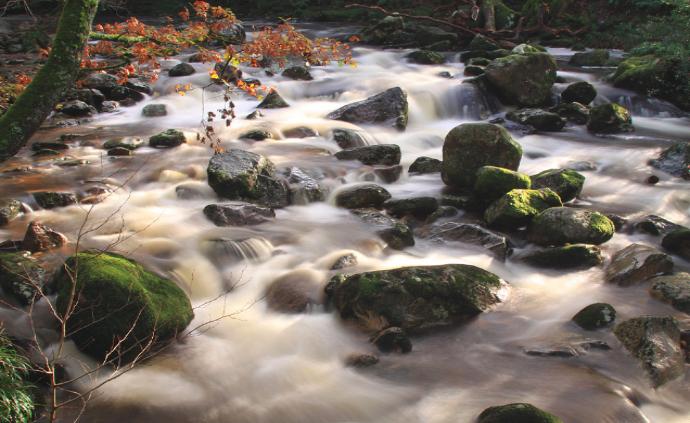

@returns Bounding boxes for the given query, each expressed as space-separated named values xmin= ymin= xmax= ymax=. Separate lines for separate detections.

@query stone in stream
xmin=409 ymin=156 xmax=442 ymax=174
xmin=612 ymin=55 xmax=690 ymax=111
xmin=239 ymin=128 xmax=274 ymax=141
xmin=149 ymin=129 xmax=186 ymax=148
xmin=484 ymin=188 xmax=563 ymax=229
xmin=550 ymin=102 xmax=590 ymax=124
xmin=331 ymin=128 xmax=366 ymax=149
xmin=257 ymin=90 xmax=290 ymax=109
xmin=406 ymin=50 xmax=445 ymax=65
xmin=505 ymin=109 xmax=565 ymax=132
xmin=474 ymin=166 xmax=532 ymax=205
xmin=283 ymin=126 xmax=318 ymax=138
xmin=100 ymin=101 xmax=119 ymax=113
xmin=522 ymin=244 xmax=603 ymax=270
xmin=635 ymin=215 xmax=686 ymax=236
xmin=33 ymin=192 xmax=77 ymax=209
xmin=203 ymin=203 xmax=275 ymax=227
xmin=282 ymin=66 xmax=313 ymax=81
xmin=587 ymin=103 xmax=633 ymax=133
xmin=103 ymin=137 xmax=144 ymax=150
xmin=31 ymin=141 xmax=69 ymax=152
xmin=327 ymin=87 xmax=408 ymax=131
xmin=125 ymin=79 xmax=153 ymax=95
xmin=468 ymin=34 xmax=500 ymax=51
xmin=82 ymin=73 xmax=119 ymax=96
xmin=265 ymin=269 xmax=323 ymax=314
xmin=345 ymin=353 xmax=379 ymax=368
xmin=54 ymin=252 xmax=194 ymax=363
xmin=528 ymin=207 xmax=615 ymax=246
xmin=561 ymin=81 xmax=597 ymax=105
xmin=523 ymin=338 xmax=611 ymax=357
xmin=21 ymin=221 xmax=67 ymax=253
xmin=418 ymin=222 xmax=512 ymax=261
xmin=530 ymin=168 xmax=585 ymax=203
xmin=213 ymin=22 xmax=246 ymax=45
xmin=383 ymin=197 xmax=438 ymax=219
xmin=572 ymin=303 xmax=616 ymax=330
xmin=662 ymin=228 xmax=690 ymax=261
xmin=371 ymin=327 xmax=412 ymax=353
xmin=464 ymin=65 xmax=485 ymax=76
xmin=649 ymin=273 xmax=690 ymax=314
xmin=331 ymin=253 xmax=358 ymax=270
xmin=60 ymin=100 xmax=97 ymax=117
xmin=107 ymin=147 xmax=132 ymax=157
xmin=442 ymin=123 xmax=523 ymax=190
xmin=335 ymin=184 xmax=391 ymax=209
xmin=213 ymin=62 xmax=243 ymax=83
xmin=614 ymin=316 xmax=684 ymax=387
xmin=605 ymin=244 xmax=674 ymax=286
xmin=649 ymin=142 xmax=690 ymax=180
xmin=328 ymin=264 xmax=507 ymax=332
xmin=569 ymin=49 xmax=609 ymax=67
xmin=285 ymin=167 xmax=326 ymax=204
xmin=334 ymin=144 xmax=401 ymax=166
xmin=142 ymin=104 xmax=167 ymax=117
xmin=484 ymin=52 xmax=558 ymax=107
xmin=168 ymin=62 xmax=196 ymax=77
xmin=350 ymin=209 xmax=414 ymax=250
xmin=0 ymin=199 xmax=22 ymax=226
xmin=374 ymin=165 xmax=403 ymax=183
xmin=0 ymin=252 xmax=46 ymax=305
xmin=477 ymin=403 xmax=563 ymax=423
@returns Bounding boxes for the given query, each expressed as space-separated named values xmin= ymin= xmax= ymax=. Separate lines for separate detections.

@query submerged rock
xmin=283 ymin=126 xmax=318 ymax=138
xmin=33 ymin=192 xmax=77 ymax=209
xmin=522 ymin=244 xmax=603 ymax=269
xmin=419 ymin=222 xmax=511 ymax=260
xmin=345 ymin=353 xmax=379 ymax=367
xmin=474 ymin=166 xmax=531 ymax=205
xmin=649 ymin=142 xmax=690 ymax=180
xmin=572 ymin=303 xmax=616 ymax=330
xmin=409 ymin=156 xmax=442 ymax=174
xmin=662 ymin=228 xmax=690 ymax=261
xmin=371 ymin=327 xmax=412 ymax=353
xmin=351 ymin=209 xmax=414 ymax=250
xmin=203 ymin=203 xmax=275 ymax=227
xmin=506 ymin=108 xmax=565 ymax=132
xmin=335 ymin=184 xmax=391 ymax=209
xmin=478 ymin=403 xmax=563 ymax=423
xmin=327 ymin=87 xmax=408 ymax=131
xmin=587 ymin=103 xmax=633 ymax=133
xmin=334 ymin=144 xmax=401 ymax=166
xmin=530 ymin=168 xmax=585 ymax=203
xmin=605 ymin=244 xmax=673 ymax=286
xmin=266 ymin=269 xmax=323 ymax=313
xmin=149 ymin=129 xmax=186 ymax=148
xmin=0 ymin=199 xmax=22 ymax=226
xmin=407 ymin=50 xmax=445 ymax=65
xmin=384 ymin=197 xmax=438 ymax=219
xmin=484 ymin=53 xmax=557 ymax=107
xmin=0 ymin=252 xmax=46 ymax=305
xmin=561 ymin=81 xmax=597 ymax=105
xmin=528 ymin=207 xmax=615 ymax=246
xmin=550 ymin=102 xmax=590 ymax=124
xmin=569 ymin=49 xmax=609 ymax=67
xmin=649 ymin=273 xmax=690 ymax=314
xmin=285 ymin=167 xmax=325 ymax=204
xmin=485 ymin=189 xmax=562 ymax=229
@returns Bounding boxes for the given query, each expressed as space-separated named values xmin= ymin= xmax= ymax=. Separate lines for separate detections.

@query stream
xmin=1 ymin=22 xmax=689 ymax=423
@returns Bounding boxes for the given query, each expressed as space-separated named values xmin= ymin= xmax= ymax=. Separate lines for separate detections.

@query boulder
xmin=550 ymin=102 xmax=590 ymax=124
xmin=108 ymin=147 xmax=132 ymax=157
xmin=282 ymin=66 xmax=313 ymax=81
xmin=419 ymin=222 xmax=511 ymax=260
xmin=335 ymin=144 xmax=401 ymax=166
xmin=376 ymin=165 xmax=401 ymax=183
xmin=21 ymin=221 xmax=67 ymax=253
xmin=635 ymin=215 xmax=685 ymax=236
xmin=257 ymin=90 xmax=290 ymax=109
xmin=332 ymin=128 xmax=366 ymax=149
xmin=345 ymin=353 xmax=379 ymax=367
xmin=0 ymin=252 xmax=46 ymax=305
xmin=649 ymin=142 xmax=690 ymax=180
xmin=125 ymin=79 xmax=153 ymax=95
xmin=327 ymin=87 xmax=408 ymax=131
xmin=203 ymin=203 xmax=275 ymax=227
xmin=142 ymin=104 xmax=167 ymax=117
xmin=474 ymin=166 xmax=531 ymax=205
xmin=82 ymin=73 xmax=119 ymax=95
xmin=285 ymin=167 xmax=325 ymax=204
xmin=383 ymin=197 xmax=438 ymax=219
xmin=266 ymin=269 xmax=323 ymax=313
xmin=149 ymin=129 xmax=186 ymax=148
xmin=283 ymin=126 xmax=318 ymax=138
xmin=649 ymin=273 xmax=690 ymax=314
xmin=612 ymin=55 xmax=690 ymax=111
xmin=530 ymin=168 xmax=585 ymax=203
xmin=505 ymin=109 xmax=565 ymax=132
xmin=351 ymin=209 xmax=414 ymax=250
xmin=442 ymin=123 xmax=522 ymax=189
xmin=407 ymin=50 xmax=445 ymax=65
xmin=561 ymin=81 xmax=597 ymax=104
xmin=33 ymin=192 xmax=77 ymax=209
xmin=409 ymin=156 xmax=442 ymax=174
xmin=484 ymin=53 xmax=557 ymax=107
xmin=61 ymin=100 xmax=97 ymax=117
xmin=662 ymin=228 xmax=690 ymax=261
xmin=614 ymin=316 xmax=684 ymax=387
xmin=468 ymin=34 xmax=499 ymax=51
xmin=335 ymin=184 xmax=391 ymax=209
xmin=371 ymin=327 xmax=412 ymax=353
xmin=605 ymin=244 xmax=673 ymax=286
xmin=168 ymin=62 xmax=196 ymax=77
xmin=528 ymin=207 xmax=615 ymax=246
xmin=478 ymin=403 xmax=562 ymax=423
xmin=485 ymin=189 xmax=563 ymax=229
xmin=103 ymin=137 xmax=144 ymax=150
xmin=0 ymin=199 xmax=22 ymax=226
xmin=569 ymin=49 xmax=609 ymax=66
xmin=522 ymin=244 xmax=603 ymax=269
xmin=54 ymin=252 xmax=194 ymax=363
xmin=587 ymin=103 xmax=633 ymax=133
xmin=329 ymin=264 xmax=507 ymax=332
xmin=239 ymin=128 xmax=273 ymax=141
xmin=572 ymin=303 xmax=616 ymax=330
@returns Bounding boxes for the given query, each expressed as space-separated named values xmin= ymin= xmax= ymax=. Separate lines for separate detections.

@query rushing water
xmin=1 ymin=22 xmax=689 ymax=423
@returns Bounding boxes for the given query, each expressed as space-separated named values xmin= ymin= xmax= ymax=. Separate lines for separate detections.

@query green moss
xmin=612 ymin=55 xmax=690 ymax=111
xmin=531 ymin=168 xmax=585 ymax=202
xmin=528 ymin=208 xmax=615 ymax=246
xmin=588 ymin=103 xmax=633 ymax=133
xmin=484 ymin=188 xmax=563 ymax=229
xmin=474 ymin=166 xmax=531 ymax=205
xmin=0 ymin=332 xmax=34 ymax=423
xmin=478 ymin=403 xmax=563 ymax=423
xmin=523 ymin=244 xmax=603 ymax=269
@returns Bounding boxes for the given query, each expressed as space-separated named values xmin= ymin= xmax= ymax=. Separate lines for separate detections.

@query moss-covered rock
xmin=561 ymin=81 xmax=597 ymax=105
xmin=662 ymin=228 xmax=690 ymax=261
xmin=409 ymin=156 xmax=442 ymax=174
xmin=334 ymin=144 xmax=401 ymax=166
xmin=0 ymin=251 xmax=46 ymax=305
xmin=103 ymin=137 xmax=144 ymax=150
xmin=351 ymin=208 xmax=414 ymax=250
xmin=649 ymin=142 xmax=690 ymax=180
xmin=468 ymin=34 xmax=500 ymax=51
xmin=149 ymin=129 xmax=186 ymax=148
xmin=528 ymin=207 xmax=615 ymax=246
xmin=478 ymin=403 xmax=563 ymax=423
xmin=327 ymin=87 xmax=408 ymax=131
xmin=612 ymin=55 xmax=690 ymax=111
xmin=335 ymin=184 xmax=391 ymax=209
xmin=485 ymin=188 xmax=562 ymax=229
xmin=587 ymin=103 xmax=633 ymax=133
xmin=569 ymin=49 xmax=609 ymax=67
xmin=530 ymin=168 xmax=585 ymax=203
xmin=506 ymin=108 xmax=565 ymax=132
xmin=142 ymin=103 xmax=167 ymax=117
xmin=605 ymin=244 xmax=673 ymax=286
xmin=485 ymin=53 xmax=557 ymax=107
xmin=33 ymin=192 xmax=77 ymax=209
xmin=649 ymin=273 xmax=690 ymax=314
xmin=0 ymin=199 xmax=22 ymax=226
xmin=257 ymin=90 xmax=290 ymax=109
xmin=523 ymin=244 xmax=603 ymax=269
xmin=282 ymin=66 xmax=313 ymax=81
xmin=407 ymin=50 xmax=445 ymax=65
xmin=442 ymin=123 xmax=523 ymax=190
xmin=329 ymin=264 xmax=507 ymax=332
xmin=572 ymin=303 xmax=616 ymax=330
xmin=550 ymin=102 xmax=590 ymax=125
xmin=54 ymin=252 xmax=193 ymax=363
xmin=474 ymin=166 xmax=531 ymax=205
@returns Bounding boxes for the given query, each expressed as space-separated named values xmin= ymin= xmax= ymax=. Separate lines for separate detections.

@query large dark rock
xmin=649 ymin=273 xmax=690 ymax=314
xmin=329 ymin=264 xmax=507 ymax=332
xmin=33 ymin=192 xmax=77 ymax=209
xmin=334 ymin=144 xmax=401 ymax=166
xmin=266 ymin=270 xmax=323 ymax=313
xmin=485 ymin=189 xmax=562 ymax=229
xmin=0 ymin=252 xmax=46 ymax=305
xmin=213 ymin=22 xmax=246 ymax=45
xmin=530 ymin=168 xmax=585 ymax=203
xmin=572 ymin=303 xmax=616 ymax=330
xmin=351 ymin=209 xmax=414 ymax=250
xmin=61 ymin=100 xmax=97 ymax=117
xmin=327 ymin=87 xmax=408 ymax=131
xmin=569 ymin=49 xmax=609 ymax=67
xmin=474 ymin=166 xmax=531 ymax=205
xmin=662 ymin=228 xmax=690 ymax=261
xmin=331 ymin=128 xmax=366 ymax=149
xmin=635 ymin=215 xmax=685 ymax=236
xmin=649 ymin=142 xmax=690 ymax=180
xmin=142 ymin=104 xmax=167 ymax=117
xmin=605 ymin=244 xmax=673 ymax=286
xmin=169 ymin=62 xmax=196 ymax=77
xmin=528 ymin=207 xmax=615 ymax=246
xmin=587 ymin=103 xmax=633 ymax=133
xmin=484 ymin=53 xmax=557 ymax=107
xmin=612 ymin=55 xmax=690 ymax=111
xmin=383 ymin=197 xmax=438 ymax=219
xmin=282 ymin=66 xmax=313 ymax=81
xmin=561 ymin=81 xmax=597 ymax=105
xmin=335 ymin=184 xmax=391 ymax=209
xmin=203 ymin=203 xmax=275 ymax=227
xmin=409 ymin=156 xmax=442 ymax=174
xmin=506 ymin=109 xmax=565 ymax=132
xmin=478 ymin=403 xmax=562 ymax=423
xmin=257 ymin=90 xmax=290 ymax=109
xmin=407 ymin=50 xmax=445 ymax=64
xmin=149 ymin=129 xmax=186 ymax=148
xmin=82 ymin=73 xmax=119 ymax=97
xmin=21 ymin=221 xmax=67 ymax=253
xmin=419 ymin=222 xmax=511 ymax=260
xmin=0 ymin=199 xmax=22 ymax=226
xmin=522 ymin=244 xmax=603 ymax=269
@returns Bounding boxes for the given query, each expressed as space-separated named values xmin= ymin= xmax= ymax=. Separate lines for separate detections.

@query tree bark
xmin=0 ymin=0 xmax=100 ymax=161
xmin=481 ymin=0 xmax=497 ymax=32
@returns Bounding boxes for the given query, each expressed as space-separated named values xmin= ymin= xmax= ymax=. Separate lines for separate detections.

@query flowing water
xmin=1 ymin=23 xmax=689 ymax=422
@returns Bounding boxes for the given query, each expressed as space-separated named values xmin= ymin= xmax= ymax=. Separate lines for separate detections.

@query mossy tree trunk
xmin=481 ymin=0 xmax=497 ymax=32
xmin=0 ymin=0 xmax=100 ymax=161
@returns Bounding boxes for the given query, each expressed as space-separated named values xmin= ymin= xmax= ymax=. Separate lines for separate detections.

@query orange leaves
xmin=179 ymin=7 xmax=190 ymax=22
xmin=193 ymin=1 xmax=210 ymax=19
xmin=175 ymin=83 xmax=193 ymax=96
xmin=348 ymin=35 xmax=361 ymax=43
xmin=15 ymin=74 xmax=32 ymax=86
xmin=116 ymin=64 xmax=137 ymax=84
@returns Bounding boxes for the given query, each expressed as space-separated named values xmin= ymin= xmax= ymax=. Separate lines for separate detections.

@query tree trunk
xmin=482 ymin=0 xmax=497 ymax=32
xmin=0 ymin=0 xmax=100 ymax=161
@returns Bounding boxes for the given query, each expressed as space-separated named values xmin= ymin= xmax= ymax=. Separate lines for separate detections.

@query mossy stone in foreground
xmin=478 ymin=403 xmax=563 ymax=423
xmin=612 ymin=55 xmax=690 ymax=111
xmin=523 ymin=244 xmax=603 ymax=269
xmin=572 ymin=303 xmax=616 ymax=330
xmin=484 ymin=188 xmax=562 ymax=229
xmin=149 ymin=129 xmax=186 ymax=148
xmin=531 ymin=168 xmax=585 ymax=203
xmin=587 ymin=103 xmax=633 ymax=134
xmin=528 ymin=207 xmax=615 ymax=246
xmin=474 ymin=166 xmax=531 ymax=204
xmin=54 ymin=252 xmax=193 ymax=363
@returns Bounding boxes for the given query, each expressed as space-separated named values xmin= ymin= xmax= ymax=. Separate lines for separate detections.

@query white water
xmin=1 ymin=24 xmax=689 ymax=423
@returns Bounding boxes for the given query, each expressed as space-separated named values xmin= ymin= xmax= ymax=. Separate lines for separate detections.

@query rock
xmin=82 ymin=73 xmax=119 ymax=96
xmin=246 ymin=110 xmax=263 ymax=120
xmin=142 ymin=104 xmax=167 ymax=117
xmin=21 ymin=222 xmax=67 ymax=253
xmin=569 ymin=49 xmax=609 ymax=66
xmin=528 ymin=208 xmax=615 ymax=246
xmin=649 ymin=273 xmax=690 ymax=314
xmin=213 ymin=62 xmax=242 ymax=83
xmin=103 ymin=137 xmax=144 ymax=150
xmin=409 ymin=156 xmax=442 ymax=174
xmin=474 ymin=166 xmax=531 ymax=204
xmin=0 ymin=199 xmax=22 ymax=226
xmin=334 ymin=144 xmax=401 ymax=166
xmin=283 ymin=126 xmax=318 ymax=138
xmin=523 ymin=244 xmax=603 ymax=269
xmin=612 ymin=55 xmax=690 ymax=111
xmin=107 ymin=147 xmax=132 ymax=157
xmin=371 ymin=327 xmax=412 ymax=353
xmin=60 ymin=100 xmax=97 ymax=117
xmin=511 ymin=44 xmax=546 ymax=54
xmin=175 ymin=183 xmax=211 ymax=200
xmin=485 ymin=189 xmax=563 ymax=229
xmin=468 ymin=34 xmax=499 ymax=51
xmin=587 ymin=103 xmax=633 ymax=133
xmin=550 ymin=102 xmax=590 ymax=124
xmin=506 ymin=109 xmax=565 ymax=132
xmin=335 ymin=184 xmax=391 ymax=209
xmin=0 ymin=252 xmax=46 ymax=305
xmin=607 ymin=214 xmax=628 ymax=232
xmin=662 ymin=228 xmax=690 ymax=261
xmin=561 ymin=81 xmax=597 ymax=104
xmin=108 ymin=85 xmax=144 ymax=102
xmin=605 ymin=244 xmax=674 ymax=286
xmin=635 ymin=215 xmax=685 ymax=236
xmin=31 ymin=141 xmax=69 ymax=152
xmin=530 ymin=169 xmax=585 ymax=203
xmin=100 ymin=101 xmax=119 ymax=112
xmin=257 ymin=90 xmax=290 ymax=109
xmin=201 ymin=236 xmax=273 ymax=266
xmin=351 ymin=209 xmax=414 ymax=250
xmin=442 ymin=123 xmax=523 ymax=189
xmin=149 ymin=129 xmax=186 ymax=148
xmin=54 ymin=252 xmax=194 ymax=363
xmin=214 ymin=22 xmax=246 ymax=45
xmin=329 ymin=264 xmax=507 ymax=331
xmin=33 ymin=192 xmax=77 ymax=209
xmin=407 ymin=50 xmax=445 ymax=64
xmin=207 ymin=150 xmax=289 ymax=208
xmin=478 ymin=403 xmax=563 ymax=423
xmin=239 ymin=128 xmax=273 ymax=141
xmin=464 ymin=65 xmax=485 ymax=76
xmin=327 ymin=87 xmax=408 ymax=131
xmin=33 ymin=148 xmax=61 ymax=157
xmin=265 ymin=270 xmax=323 ymax=313
xmin=345 ymin=353 xmax=379 ymax=367
xmin=203 ymin=203 xmax=275 ymax=227
xmin=70 ymin=88 xmax=105 ymax=109
xmin=649 ymin=142 xmax=690 ymax=180
xmin=374 ymin=165 xmax=403 ymax=183
xmin=282 ymin=66 xmax=313 ymax=80
xmin=524 ymin=338 xmax=610 ymax=357
xmin=419 ymin=222 xmax=511 ymax=260
xmin=383 ymin=197 xmax=438 ymax=219
xmin=469 ymin=57 xmax=492 ymax=67
xmin=285 ymin=167 xmax=325 ymax=204
xmin=168 ymin=62 xmax=195 ymax=77
xmin=331 ymin=253 xmax=358 ymax=270
xmin=572 ymin=303 xmax=616 ymax=330
xmin=125 ymin=79 xmax=153 ymax=95
xmin=331 ymin=128 xmax=366 ymax=149
xmin=484 ymin=53 xmax=557 ymax=107
xmin=614 ymin=316 xmax=684 ymax=387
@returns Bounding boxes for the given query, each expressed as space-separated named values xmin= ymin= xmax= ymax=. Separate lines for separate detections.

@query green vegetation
xmin=0 ymin=332 xmax=34 ymax=423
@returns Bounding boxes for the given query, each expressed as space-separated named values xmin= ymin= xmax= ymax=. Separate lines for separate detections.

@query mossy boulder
xmin=329 ymin=264 xmax=507 ymax=332
xmin=409 ymin=156 xmax=442 ymax=174
xmin=522 ymin=244 xmax=603 ymax=270
xmin=335 ymin=184 xmax=391 ymax=209
xmin=506 ymin=108 xmax=565 ymax=132
xmin=282 ymin=66 xmax=313 ymax=81
xmin=561 ymin=81 xmax=597 ymax=105
xmin=484 ymin=53 xmax=557 ymax=107
xmin=662 ymin=228 xmax=690 ymax=261
xmin=485 ymin=188 xmax=562 ymax=229
xmin=572 ymin=303 xmax=616 ymax=330
xmin=351 ymin=209 xmax=414 ymax=250
xmin=477 ymin=403 xmax=563 ymax=423
xmin=605 ymin=244 xmax=673 ymax=286
xmin=569 ymin=49 xmax=609 ymax=67
xmin=334 ymin=144 xmax=401 ymax=166
xmin=54 ymin=252 xmax=193 ymax=363
xmin=530 ymin=168 xmax=585 ymax=203
xmin=649 ymin=142 xmax=690 ymax=180
xmin=612 ymin=55 xmax=690 ymax=111
xmin=257 ymin=90 xmax=290 ymax=109
xmin=587 ymin=103 xmax=633 ymax=133
xmin=474 ymin=166 xmax=531 ymax=205
xmin=528 ymin=207 xmax=615 ymax=246
xmin=407 ymin=50 xmax=445 ymax=65
xmin=149 ymin=129 xmax=186 ymax=148
xmin=442 ymin=123 xmax=523 ymax=190
xmin=649 ymin=273 xmax=690 ymax=314
xmin=327 ymin=87 xmax=408 ymax=131
xmin=0 ymin=199 xmax=22 ymax=226
xmin=0 ymin=252 xmax=46 ymax=305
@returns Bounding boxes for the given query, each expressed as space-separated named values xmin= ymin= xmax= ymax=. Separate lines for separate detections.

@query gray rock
xmin=550 ymin=102 xmax=590 ymax=124
xmin=239 ymin=128 xmax=273 ymax=141
xmin=484 ymin=53 xmax=557 ymax=107
xmin=335 ymin=184 xmax=391 ymax=209
xmin=351 ymin=209 xmax=414 ymax=250
xmin=409 ymin=156 xmax=442 ymax=174
xmin=335 ymin=144 xmax=401 ymax=166
xmin=569 ymin=49 xmax=609 ymax=66
xmin=506 ymin=109 xmax=565 ymax=132
xmin=332 ymin=128 xmax=366 ymax=149
xmin=587 ymin=103 xmax=633 ymax=134
xmin=286 ymin=167 xmax=325 ymax=204
xmin=662 ymin=228 xmax=690 ymax=261
xmin=530 ymin=168 xmax=585 ymax=203
xmin=635 ymin=215 xmax=685 ymax=236
xmin=283 ymin=126 xmax=318 ymax=138
xmin=61 ymin=100 xmax=97 ymax=117
xmin=649 ymin=142 xmax=690 ymax=180
xmin=572 ymin=303 xmax=616 ymax=330
xmin=561 ymin=81 xmax=597 ymax=105
xmin=371 ymin=327 xmax=412 ymax=353
xmin=103 ymin=137 xmax=144 ymax=150
xmin=605 ymin=244 xmax=673 ymax=286
xmin=142 ymin=104 xmax=167 ymax=117
xmin=265 ymin=270 xmax=323 ymax=313
xmin=383 ymin=197 xmax=438 ymax=219
xmin=649 ymin=273 xmax=690 ymax=314
xmin=327 ymin=87 xmax=408 ymax=131
xmin=0 ymin=252 xmax=46 ymax=305
xmin=528 ymin=207 xmax=615 ymax=246
xmin=0 ymin=199 xmax=22 ymax=226
xmin=169 ymin=62 xmax=196 ymax=77
xmin=419 ymin=222 xmax=511 ymax=260
xmin=257 ymin=90 xmax=290 ymax=109
xmin=149 ymin=129 xmax=186 ymax=148
xmin=282 ymin=66 xmax=313 ymax=80
xmin=203 ymin=203 xmax=275 ymax=227
xmin=522 ymin=244 xmax=603 ymax=269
